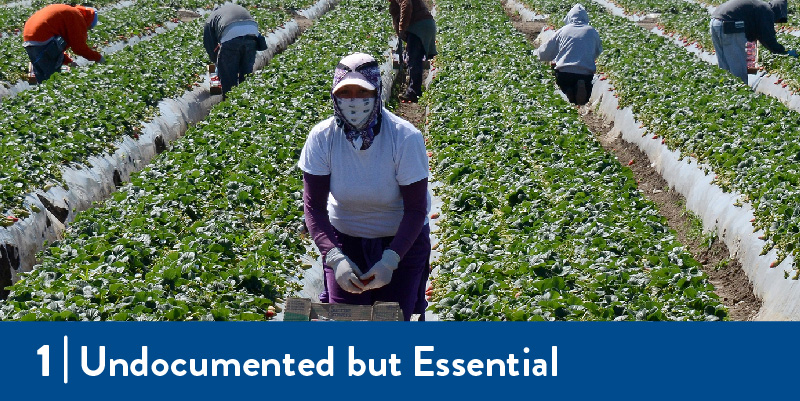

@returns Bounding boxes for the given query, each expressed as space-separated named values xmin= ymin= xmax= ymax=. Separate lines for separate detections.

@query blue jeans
xmin=216 ymin=35 xmax=257 ymax=97
xmin=24 ymin=37 xmax=66 ymax=83
xmin=710 ymin=19 xmax=748 ymax=83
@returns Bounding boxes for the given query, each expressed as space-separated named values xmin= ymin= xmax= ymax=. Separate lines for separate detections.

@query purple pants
xmin=321 ymin=225 xmax=431 ymax=321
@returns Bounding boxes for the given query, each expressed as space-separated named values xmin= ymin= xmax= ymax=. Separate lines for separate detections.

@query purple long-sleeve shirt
xmin=303 ymin=172 xmax=428 ymax=260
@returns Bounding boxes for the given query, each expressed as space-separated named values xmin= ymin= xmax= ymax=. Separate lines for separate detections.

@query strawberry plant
xmin=426 ymin=0 xmax=724 ymax=320
xmin=0 ymin=1 xmax=123 ymax=34
xmin=1 ymin=1 xmax=230 ymax=86
xmin=520 ymin=0 xmax=800 ymax=275
xmin=0 ymin=0 xmax=395 ymax=320
xmin=0 ymin=1 xmax=309 ymax=219
xmin=598 ymin=0 xmax=800 ymax=92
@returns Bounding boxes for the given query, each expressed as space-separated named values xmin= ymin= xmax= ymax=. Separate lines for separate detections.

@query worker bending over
xmin=203 ymin=4 xmax=267 ymax=98
xmin=23 ymin=4 xmax=104 ymax=83
xmin=711 ymin=0 xmax=798 ymax=83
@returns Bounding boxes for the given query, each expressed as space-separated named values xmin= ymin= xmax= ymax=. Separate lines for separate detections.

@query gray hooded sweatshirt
xmin=536 ymin=4 xmax=603 ymax=75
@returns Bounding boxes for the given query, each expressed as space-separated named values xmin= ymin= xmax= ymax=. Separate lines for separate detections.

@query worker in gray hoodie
xmin=711 ymin=0 xmax=797 ymax=84
xmin=535 ymin=4 xmax=602 ymax=105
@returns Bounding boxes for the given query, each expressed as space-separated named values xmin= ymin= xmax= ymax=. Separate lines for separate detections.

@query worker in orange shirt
xmin=23 ymin=4 xmax=104 ymax=84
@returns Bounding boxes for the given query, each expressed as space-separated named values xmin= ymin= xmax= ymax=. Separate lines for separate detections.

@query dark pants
xmin=555 ymin=70 xmax=594 ymax=105
xmin=322 ymin=225 xmax=431 ymax=321
xmin=216 ymin=36 xmax=257 ymax=97
xmin=24 ymin=37 xmax=66 ymax=83
xmin=404 ymin=32 xmax=426 ymax=99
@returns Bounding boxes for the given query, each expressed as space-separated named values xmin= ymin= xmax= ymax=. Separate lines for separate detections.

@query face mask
xmin=335 ymin=97 xmax=375 ymax=129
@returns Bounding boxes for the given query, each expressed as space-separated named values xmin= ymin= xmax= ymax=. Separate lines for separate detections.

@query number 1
xmin=37 ymin=345 xmax=49 ymax=376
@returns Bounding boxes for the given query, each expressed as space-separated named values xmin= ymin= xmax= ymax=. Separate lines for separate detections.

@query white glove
xmin=326 ymin=248 xmax=365 ymax=294
xmin=360 ymin=249 xmax=400 ymax=291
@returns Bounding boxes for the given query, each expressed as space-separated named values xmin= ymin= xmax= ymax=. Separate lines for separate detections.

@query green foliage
xmin=521 ymin=0 xmax=800 ymax=275
xmin=0 ymin=0 xmax=394 ymax=321
xmin=0 ymin=1 xmax=308 ymax=216
xmin=427 ymin=0 xmax=724 ymax=321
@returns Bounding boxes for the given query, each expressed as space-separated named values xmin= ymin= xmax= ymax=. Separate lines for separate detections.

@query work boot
xmin=399 ymin=92 xmax=418 ymax=103
xmin=575 ymin=80 xmax=588 ymax=105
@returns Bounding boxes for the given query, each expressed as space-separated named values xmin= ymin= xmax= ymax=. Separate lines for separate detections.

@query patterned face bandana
xmin=335 ymin=97 xmax=375 ymax=130
xmin=332 ymin=53 xmax=383 ymax=150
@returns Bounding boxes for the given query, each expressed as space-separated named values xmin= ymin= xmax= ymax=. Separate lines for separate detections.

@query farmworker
xmin=534 ymin=3 xmax=602 ymax=106
xmin=203 ymin=4 xmax=267 ymax=98
xmin=23 ymin=4 xmax=103 ymax=84
xmin=711 ymin=0 xmax=798 ymax=83
xmin=299 ymin=52 xmax=432 ymax=321
xmin=390 ymin=0 xmax=437 ymax=103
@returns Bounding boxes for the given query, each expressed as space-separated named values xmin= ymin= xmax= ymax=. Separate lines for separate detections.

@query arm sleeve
xmin=298 ymin=126 xmax=332 ymax=176
xmin=395 ymin=129 xmax=429 ymax=186
xmin=397 ymin=0 xmax=413 ymax=34
xmin=303 ymin=173 xmax=339 ymax=257
xmin=535 ymin=33 xmax=560 ymax=62
xmin=203 ymin=22 xmax=218 ymax=62
xmin=595 ymin=31 xmax=603 ymax=58
xmin=757 ymin=13 xmax=786 ymax=54
xmin=65 ymin=14 xmax=101 ymax=61
xmin=388 ymin=178 xmax=428 ymax=259
xmin=389 ymin=1 xmax=400 ymax=34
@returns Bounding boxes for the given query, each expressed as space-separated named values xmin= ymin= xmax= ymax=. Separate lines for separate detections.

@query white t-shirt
xmin=299 ymin=108 xmax=431 ymax=238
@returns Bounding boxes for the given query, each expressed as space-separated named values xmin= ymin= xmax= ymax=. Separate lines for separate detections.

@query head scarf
xmin=332 ymin=53 xmax=382 ymax=150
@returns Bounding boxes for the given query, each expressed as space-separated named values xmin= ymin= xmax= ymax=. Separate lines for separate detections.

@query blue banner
xmin=0 ymin=322 xmax=796 ymax=399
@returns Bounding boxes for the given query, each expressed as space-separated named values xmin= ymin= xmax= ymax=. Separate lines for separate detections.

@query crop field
xmin=1 ymin=0 xmax=799 ymax=320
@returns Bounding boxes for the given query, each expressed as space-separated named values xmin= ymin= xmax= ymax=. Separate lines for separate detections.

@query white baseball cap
xmin=332 ymin=53 xmax=378 ymax=93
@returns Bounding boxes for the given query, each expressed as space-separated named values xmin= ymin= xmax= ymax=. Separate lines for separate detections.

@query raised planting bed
xmin=0 ymin=0 xmax=395 ymax=320
xmin=425 ymin=0 xmax=724 ymax=321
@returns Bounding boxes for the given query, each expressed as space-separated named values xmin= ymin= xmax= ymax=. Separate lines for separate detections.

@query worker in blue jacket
xmin=711 ymin=0 xmax=797 ymax=83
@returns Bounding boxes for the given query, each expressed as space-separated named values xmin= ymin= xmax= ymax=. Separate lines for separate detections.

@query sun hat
xmin=332 ymin=52 xmax=380 ymax=93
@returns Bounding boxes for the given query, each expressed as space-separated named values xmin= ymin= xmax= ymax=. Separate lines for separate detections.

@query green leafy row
xmin=0 ymin=1 xmax=308 ymax=219
xmin=0 ymin=0 xmax=211 ymax=84
xmin=0 ymin=0 xmax=395 ymax=320
xmin=0 ymin=0 xmax=123 ymax=34
xmin=1 ymin=1 xmax=294 ymax=86
xmin=523 ymin=0 xmax=800 ymax=273
xmin=426 ymin=0 xmax=724 ymax=321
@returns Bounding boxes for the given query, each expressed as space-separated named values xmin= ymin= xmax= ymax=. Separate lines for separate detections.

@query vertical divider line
xmin=63 ymin=336 xmax=68 ymax=384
